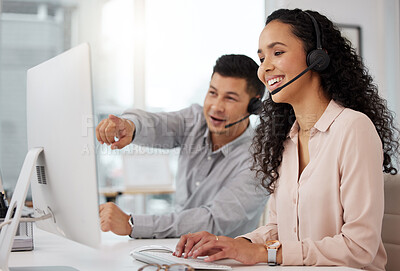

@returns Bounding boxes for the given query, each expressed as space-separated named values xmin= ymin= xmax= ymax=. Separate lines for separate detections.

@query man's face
xmin=203 ymin=73 xmax=251 ymax=136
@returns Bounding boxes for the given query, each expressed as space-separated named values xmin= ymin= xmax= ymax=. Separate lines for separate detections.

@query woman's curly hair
xmin=252 ymin=9 xmax=400 ymax=194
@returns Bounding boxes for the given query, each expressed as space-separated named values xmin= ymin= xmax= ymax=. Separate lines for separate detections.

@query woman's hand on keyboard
xmin=174 ymin=231 xmax=220 ymax=258
xmin=174 ymin=231 xmax=268 ymax=265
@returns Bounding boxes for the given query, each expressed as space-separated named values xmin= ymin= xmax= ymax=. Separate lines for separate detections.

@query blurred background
xmin=0 ymin=0 xmax=399 ymax=215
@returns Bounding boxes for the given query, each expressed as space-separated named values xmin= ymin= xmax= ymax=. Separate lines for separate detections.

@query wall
xmin=265 ymin=0 xmax=400 ymax=117
xmin=0 ymin=2 xmax=71 ymax=193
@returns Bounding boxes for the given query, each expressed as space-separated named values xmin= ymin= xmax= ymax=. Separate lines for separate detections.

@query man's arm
xmin=131 ymin=169 xmax=268 ymax=238
xmin=95 ymin=104 xmax=202 ymax=149
xmin=121 ymin=104 xmax=202 ymax=149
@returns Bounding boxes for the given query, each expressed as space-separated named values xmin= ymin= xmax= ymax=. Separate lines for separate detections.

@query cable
xmin=0 ymin=219 xmax=11 ymax=229
xmin=0 ymin=213 xmax=52 ymax=230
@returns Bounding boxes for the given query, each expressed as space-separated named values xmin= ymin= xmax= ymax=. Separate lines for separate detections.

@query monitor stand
xmin=0 ymin=148 xmax=79 ymax=271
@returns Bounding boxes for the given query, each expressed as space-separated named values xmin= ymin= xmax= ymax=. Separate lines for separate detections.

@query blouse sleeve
xmin=238 ymin=192 xmax=278 ymax=243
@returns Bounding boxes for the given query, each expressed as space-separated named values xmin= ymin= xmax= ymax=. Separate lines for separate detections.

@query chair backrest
xmin=382 ymin=174 xmax=400 ymax=271
xmin=0 ymin=167 xmax=4 ymax=194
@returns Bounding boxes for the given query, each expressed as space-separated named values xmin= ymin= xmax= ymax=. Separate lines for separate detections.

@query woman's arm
xmin=174 ymin=231 xmax=280 ymax=265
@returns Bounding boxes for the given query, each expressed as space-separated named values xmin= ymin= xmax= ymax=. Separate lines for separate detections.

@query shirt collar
xmin=202 ymin=128 xmax=210 ymax=147
xmin=203 ymin=125 xmax=254 ymax=156
xmin=289 ymin=99 xmax=345 ymax=139
xmin=314 ymin=100 xmax=345 ymax=132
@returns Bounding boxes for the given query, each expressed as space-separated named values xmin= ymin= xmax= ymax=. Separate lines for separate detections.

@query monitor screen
xmin=26 ymin=43 xmax=101 ymax=248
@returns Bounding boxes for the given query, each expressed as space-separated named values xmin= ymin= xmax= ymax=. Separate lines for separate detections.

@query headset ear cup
xmin=247 ymin=97 xmax=262 ymax=115
xmin=306 ymin=49 xmax=330 ymax=71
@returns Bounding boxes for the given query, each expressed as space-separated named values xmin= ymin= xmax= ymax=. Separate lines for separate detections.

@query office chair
xmin=0 ymin=167 xmax=4 ymax=194
xmin=382 ymin=174 xmax=400 ymax=271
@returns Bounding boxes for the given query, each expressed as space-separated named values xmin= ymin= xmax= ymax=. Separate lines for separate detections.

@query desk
xmin=8 ymin=228 xmax=361 ymax=271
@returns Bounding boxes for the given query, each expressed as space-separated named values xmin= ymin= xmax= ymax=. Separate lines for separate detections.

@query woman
xmin=173 ymin=8 xmax=399 ymax=271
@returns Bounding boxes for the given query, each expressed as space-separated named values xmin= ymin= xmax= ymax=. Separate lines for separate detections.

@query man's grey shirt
xmin=122 ymin=104 xmax=268 ymax=239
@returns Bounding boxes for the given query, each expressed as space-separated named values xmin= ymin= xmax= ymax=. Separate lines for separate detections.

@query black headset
xmin=224 ymin=87 xmax=265 ymax=128
xmin=304 ymin=11 xmax=330 ymax=71
xmin=243 ymin=11 xmax=329 ymax=116
xmin=247 ymin=88 xmax=265 ymax=115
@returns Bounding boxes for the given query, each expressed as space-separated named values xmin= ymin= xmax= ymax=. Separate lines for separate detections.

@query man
xmin=96 ymin=54 xmax=267 ymax=239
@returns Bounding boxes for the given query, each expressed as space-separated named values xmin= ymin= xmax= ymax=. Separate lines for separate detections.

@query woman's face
xmin=257 ymin=20 xmax=311 ymax=103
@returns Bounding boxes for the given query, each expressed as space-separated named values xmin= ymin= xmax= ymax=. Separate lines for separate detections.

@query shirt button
xmin=293 ymin=227 xmax=297 ymax=233
xmin=195 ymin=181 xmax=200 ymax=186
xmin=207 ymin=156 xmax=212 ymax=160
xmin=293 ymin=198 xmax=296 ymax=204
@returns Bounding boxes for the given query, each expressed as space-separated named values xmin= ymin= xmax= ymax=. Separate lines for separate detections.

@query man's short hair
xmin=212 ymin=54 xmax=265 ymax=98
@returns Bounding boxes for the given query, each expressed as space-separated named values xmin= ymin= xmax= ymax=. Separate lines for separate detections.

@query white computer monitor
xmin=0 ymin=43 xmax=101 ymax=271
xmin=27 ymin=42 xmax=101 ymax=248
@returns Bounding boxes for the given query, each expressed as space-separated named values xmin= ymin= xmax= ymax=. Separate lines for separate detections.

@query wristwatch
xmin=128 ymin=214 xmax=134 ymax=238
xmin=265 ymin=240 xmax=281 ymax=266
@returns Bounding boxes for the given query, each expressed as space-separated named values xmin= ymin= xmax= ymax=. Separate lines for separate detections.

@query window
xmin=0 ymin=0 xmax=75 ymax=194
xmin=0 ymin=0 xmax=266 ymax=214
xmin=145 ymin=0 xmax=265 ymax=111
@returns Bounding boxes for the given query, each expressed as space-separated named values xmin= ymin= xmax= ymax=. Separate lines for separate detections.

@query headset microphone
xmin=224 ymin=93 xmax=264 ymax=128
xmin=224 ymin=95 xmax=263 ymax=128
xmin=270 ymin=60 xmax=320 ymax=96
xmin=224 ymin=114 xmax=251 ymax=128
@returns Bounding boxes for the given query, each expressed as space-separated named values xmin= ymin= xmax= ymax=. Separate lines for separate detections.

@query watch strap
xmin=267 ymin=247 xmax=277 ymax=266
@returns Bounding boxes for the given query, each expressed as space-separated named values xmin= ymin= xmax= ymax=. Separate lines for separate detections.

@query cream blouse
xmin=242 ymin=100 xmax=386 ymax=271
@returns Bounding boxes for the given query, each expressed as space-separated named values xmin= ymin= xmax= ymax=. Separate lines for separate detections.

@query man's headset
xmin=269 ymin=11 xmax=330 ymax=96
xmin=224 ymin=88 xmax=265 ymax=128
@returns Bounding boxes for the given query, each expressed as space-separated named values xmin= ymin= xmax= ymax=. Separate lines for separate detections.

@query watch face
xmin=266 ymin=240 xmax=281 ymax=249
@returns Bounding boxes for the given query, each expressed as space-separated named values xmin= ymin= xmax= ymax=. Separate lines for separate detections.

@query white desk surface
xmin=8 ymin=228 xmax=361 ymax=271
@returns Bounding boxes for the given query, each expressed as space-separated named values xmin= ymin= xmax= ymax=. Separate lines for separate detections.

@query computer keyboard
xmin=130 ymin=250 xmax=232 ymax=270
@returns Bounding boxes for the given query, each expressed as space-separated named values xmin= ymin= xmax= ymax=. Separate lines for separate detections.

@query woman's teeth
xmin=267 ymin=77 xmax=283 ymax=86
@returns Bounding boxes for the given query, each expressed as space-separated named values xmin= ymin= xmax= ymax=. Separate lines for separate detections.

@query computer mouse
xmin=132 ymin=244 xmax=174 ymax=253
